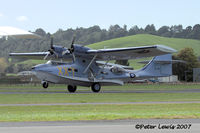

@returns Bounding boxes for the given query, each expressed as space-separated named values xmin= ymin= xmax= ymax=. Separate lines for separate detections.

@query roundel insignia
xmin=130 ymin=73 xmax=135 ymax=78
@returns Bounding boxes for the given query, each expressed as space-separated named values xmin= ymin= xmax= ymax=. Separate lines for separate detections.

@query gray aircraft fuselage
xmin=32 ymin=57 xmax=132 ymax=87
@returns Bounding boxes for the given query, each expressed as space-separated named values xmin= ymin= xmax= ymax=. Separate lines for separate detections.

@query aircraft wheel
xmin=68 ymin=85 xmax=77 ymax=93
xmin=91 ymin=83 xmax=101 ymax=93
xmin=42 ymin=81 xmax=48 ymax=89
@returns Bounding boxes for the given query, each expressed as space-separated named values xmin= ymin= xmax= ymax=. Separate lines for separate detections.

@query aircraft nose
xmin=31 ymin=65 xmax=40 ymax=70
xmin=31 ymin=66 xmax=36 ymax=71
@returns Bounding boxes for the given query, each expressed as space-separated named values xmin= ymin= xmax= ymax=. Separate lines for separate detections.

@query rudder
xmin=141 ymin=54 xmax=172 ymax=77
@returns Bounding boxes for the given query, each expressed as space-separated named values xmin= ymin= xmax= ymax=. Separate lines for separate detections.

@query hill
xmin=88 ymin=34 xmax=200 ymax=69
xmin=88 ymin=34 xmax=200 ymax=56
xmin=11 ymin=34 xmax=200 ymax=71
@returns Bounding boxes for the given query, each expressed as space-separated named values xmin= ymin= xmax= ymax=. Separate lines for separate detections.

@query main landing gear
xmin=91 ymin=83 xmax=101 ymax=93
xmin=68 ymin=85 xmax=77 ymax=93
xmin=42 ymin=81 xmax=48 ymax=89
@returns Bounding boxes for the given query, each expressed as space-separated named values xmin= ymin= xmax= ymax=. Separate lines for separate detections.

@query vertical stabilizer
xmin=139 ymin=54 xmax=172 ymax=77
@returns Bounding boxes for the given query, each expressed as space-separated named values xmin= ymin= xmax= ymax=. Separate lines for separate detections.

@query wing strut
xmin=97 ymin=60 xmax=110 ymax=75
xmin=83 ymin=54 xmax=97 ymax=74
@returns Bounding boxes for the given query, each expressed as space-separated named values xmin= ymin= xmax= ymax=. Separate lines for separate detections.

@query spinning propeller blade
xmin=44 ymin=36 xmax=58 ymax=60
xmin=62 ymin=36 xmax=76 ymax=62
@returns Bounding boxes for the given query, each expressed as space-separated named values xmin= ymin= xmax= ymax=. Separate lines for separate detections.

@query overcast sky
xmin=0 ymin=0 xmax=199 ymax=33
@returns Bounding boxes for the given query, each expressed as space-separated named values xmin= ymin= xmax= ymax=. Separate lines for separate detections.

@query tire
xmin=68 ymin=85 xmax=77 ymax=93
xmin=91 ymin=83 xmax=101 ymax=93
xmin=42 ymin=81 xmax=48 ymax=89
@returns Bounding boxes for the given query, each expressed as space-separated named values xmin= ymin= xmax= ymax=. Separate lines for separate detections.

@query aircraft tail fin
xmin=140 ymin=54 xmax=172 ymax=77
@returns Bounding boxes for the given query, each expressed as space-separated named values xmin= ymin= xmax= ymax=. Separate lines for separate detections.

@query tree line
xmin=0 ymin=24 xmax=200 ymax=78
xmin=0 ymin=24 xmax=200 ymax=59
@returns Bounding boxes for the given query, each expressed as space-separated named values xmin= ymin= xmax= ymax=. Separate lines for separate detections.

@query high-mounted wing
xmin=9 ymin=51 xmax=73 ymax=61
xmin=10 ymin=44 xmax=176 ymax=61
xmin=9 ymin=52 xmax=50 ymax=60
xmin=87 ymin=45 xmax=176 ymax=60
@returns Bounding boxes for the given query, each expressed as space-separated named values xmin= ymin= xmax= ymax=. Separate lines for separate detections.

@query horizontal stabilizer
xmin=138 ymin=60 xmax=186 ymax=64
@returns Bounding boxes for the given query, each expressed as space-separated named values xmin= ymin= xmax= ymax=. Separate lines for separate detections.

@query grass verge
xmin=0 ymin=103 xmax=199 ymax=122
xmin=0 ymin=93 xmax=200 ymax=104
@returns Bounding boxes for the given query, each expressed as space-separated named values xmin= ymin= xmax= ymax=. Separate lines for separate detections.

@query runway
xmin=0 ymin=119 xmax=200 ymax=133
xmin=0 ymin=88 xmax=200 ymax=94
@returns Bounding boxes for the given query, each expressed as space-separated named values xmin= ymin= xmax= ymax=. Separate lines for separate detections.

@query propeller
xmin=62 ymin=36 xmax=76 ymax=62
xmin=44 ymin=37 xmax=58 ymax=60
xmin=44 ymin=36 xmax=76 ymax=61
xmin=69 ymin=36 xmax=76 ymax=62
xmin=68 ymin=36 xmax=75 ymax=53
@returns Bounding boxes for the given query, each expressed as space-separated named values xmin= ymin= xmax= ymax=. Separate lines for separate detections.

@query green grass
xmin=1 ymin=84 xmax=200 ymax=121
xmin=0 ymin=104 xmax=200 ymax=121
xmin=16 ymin=60 xmax=46 ymax=65
xmin=0 ymin=92 xmax=200 ymax=104
xmin=0 ymin=84 xmax=200 ymax=104
xmin=88 ymin=34 xmax=200 ymax=56
xmin=88 ymin=34 xmax=200 ymax=69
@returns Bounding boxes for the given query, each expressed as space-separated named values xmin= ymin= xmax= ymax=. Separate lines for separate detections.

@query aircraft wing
xmin=9 ymin=52 xmax=73 ymax=61
xmin=87 ymin=45 xmax=176 ymax=60
xmin=9 ymin=52 xmax=49 ymax=60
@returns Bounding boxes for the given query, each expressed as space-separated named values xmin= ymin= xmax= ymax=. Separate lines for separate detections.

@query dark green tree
xmin=108 ymin=25 xmax=127 ymax=39
xmin=157 ymin=26 xmax=170 ymax=37
xmin=170 ymin=25 xmax=183 ymax=38
xmin=173 ymin=47 xmax=200 ymax=81
xmin=190 ymin=24 xmax=200 ymax=39
xmin=144 ymin=24 xmax=156 ymax=35
xmin=128 ymin=25 xmax=139 ymax=35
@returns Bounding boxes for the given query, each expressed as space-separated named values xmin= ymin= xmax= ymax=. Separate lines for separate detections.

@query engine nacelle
xmin=73 ymin=44 xmax=91 ymax=53
xmin=52 ymin=45 xmax=68 ymax=58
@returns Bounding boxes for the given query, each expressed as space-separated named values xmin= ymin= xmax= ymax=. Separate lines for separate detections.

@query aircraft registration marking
xmin=57 ymin=67 xmax=63 ymax=75
xmin=57 ymin=67 xmax=75 ymax=77
xmin=63 ymin=67 xmax=69 ymax=76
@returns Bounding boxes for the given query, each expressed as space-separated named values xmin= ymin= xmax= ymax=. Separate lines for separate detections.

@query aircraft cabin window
xmin=68 ymin=68 xmax=72 ymax=71
xmin=74 ymin=69 xmax=78 ymax=72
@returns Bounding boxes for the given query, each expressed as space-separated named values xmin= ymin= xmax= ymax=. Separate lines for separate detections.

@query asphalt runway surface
xmin=1 ymin=88 xmax=200 ymax=94
xmin=0 ymin=119 xmax=200 ymax=133
xmin=0 ymin=101 xmax=200 ymax=106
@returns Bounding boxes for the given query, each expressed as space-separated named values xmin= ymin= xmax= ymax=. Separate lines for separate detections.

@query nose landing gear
xmin=42 ymin=81 xmax=48 ymax=89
